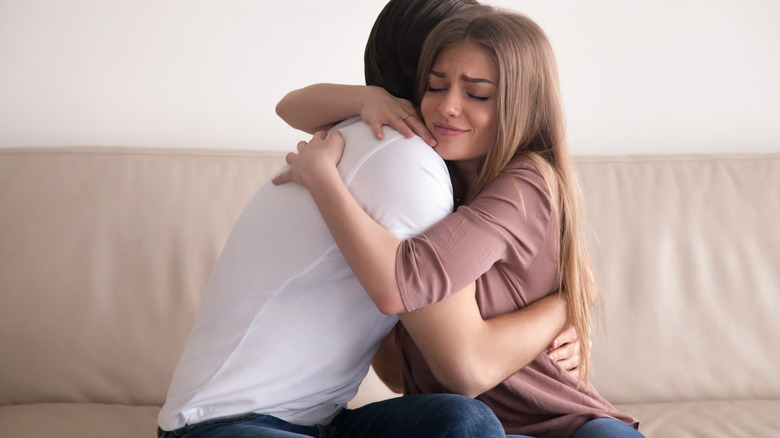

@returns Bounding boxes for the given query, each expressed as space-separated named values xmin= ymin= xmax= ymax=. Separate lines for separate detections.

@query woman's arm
xmin=276 ymin=134 xmax=579 ymax=396
xmin=275 ymin=84 xmax=436 ymax=145
xmin=272 ymin=130 xmax=406 ymax=314
xmin=276 ymin=84 xmax=371 ymax=134
xmin=370 ymin=290 xmax=576 ymax=397
xmin=398 ymin=283 xmax=570 ymax=398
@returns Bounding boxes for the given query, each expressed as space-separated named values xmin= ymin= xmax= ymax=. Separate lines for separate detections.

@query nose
xmin=438 ymin=89 xmax=461 ymax=118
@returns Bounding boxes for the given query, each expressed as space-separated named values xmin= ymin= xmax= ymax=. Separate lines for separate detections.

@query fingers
xmin=272 ymin=152 xmax=297 ymax=185
xmin=555 ymin=354 xmax=580 ymax=373
xmin=376 ymin=115 xmax=413 ymax=140
xmin=551 ymin=326 xmax=577 ymax=350
xmin=395 ymin=114 xmax=416 ymax=138
xmin=371 ymin=112 xmax=437 ymax=147
xmin=285 ymin=151 xmax=297 ymax=164
xmin=274 ymin=131 xmax=344 ymax=187
xmin=295 ymin=131 xmax=332 ymax=153
xmin=548 ymin=332 xmax=583 ymax=375
xmin=548 ymin=339 xmax=578 ymax=362
xmin=371 ymin=120 xmax=384 ymax=140
xmin=549 ymin=346 xmax=581 ymax=374
xmin=271 ymin=169 xmax=291 ymax=185
xmin=404 ymin=115 xmax=437 ymax=146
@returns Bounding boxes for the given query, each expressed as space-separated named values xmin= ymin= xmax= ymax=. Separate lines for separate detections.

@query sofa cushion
xmin=615 ymin=399 xmax=780 ymax=437
xmin=575 ymin=155 xmax=780 ymax=405
xmin=3 ymin=148 xmax=779 ymax=438
xmin=0 ymin=403 xmax=160 ymax=438
xmin=0 ymin=147 xmax=287 ymax=407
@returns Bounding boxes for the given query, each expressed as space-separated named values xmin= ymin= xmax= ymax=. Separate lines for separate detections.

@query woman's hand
xmin=272 ymin=130 xmax=345 ymax=188
xmin=548 ymin=326 xmax=589 ymax=379
xmin=361 ymin=86 xmax=436 ymax=146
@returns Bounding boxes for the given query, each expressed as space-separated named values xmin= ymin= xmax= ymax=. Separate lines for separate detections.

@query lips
xmin=432 ymin=122 xmax=468 ymax=137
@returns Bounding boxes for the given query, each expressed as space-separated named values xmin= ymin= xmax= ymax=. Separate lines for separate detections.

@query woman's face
xmin=420 ymin=42 xmax=499 ymax=163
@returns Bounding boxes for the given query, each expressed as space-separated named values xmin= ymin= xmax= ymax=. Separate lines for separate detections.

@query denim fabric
xmin=569 ymin=418 xmax=645 ymax=438
xmin=158 ymin=393 xmax=505 ymax=438
xmin=157 ymin=412 xmax=319 ymax=437
xmin=329 ymin=393 xmax=504 ymax=438
xmin=507 ymin=417 xmax=645 ymax=438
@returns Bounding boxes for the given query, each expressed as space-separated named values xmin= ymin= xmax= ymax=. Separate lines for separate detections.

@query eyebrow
xmin=430 ymin=70 xmax=496 ymax=85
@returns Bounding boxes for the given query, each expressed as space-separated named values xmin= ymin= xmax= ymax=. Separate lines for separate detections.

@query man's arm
xmin=371 ymin=326 xmax=404 ymax=394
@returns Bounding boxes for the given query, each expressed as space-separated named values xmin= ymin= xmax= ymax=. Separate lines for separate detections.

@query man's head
xmin=364 ymin=0 xmax=477 ymax=103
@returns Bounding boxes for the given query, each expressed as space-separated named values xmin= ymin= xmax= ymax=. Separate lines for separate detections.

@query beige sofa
xmin=1 ymin=147 xmax=778 ymax=437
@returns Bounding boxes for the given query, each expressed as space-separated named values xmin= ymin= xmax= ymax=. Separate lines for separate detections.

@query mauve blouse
xmin=395 ymin=159 xmax=639 ymax=438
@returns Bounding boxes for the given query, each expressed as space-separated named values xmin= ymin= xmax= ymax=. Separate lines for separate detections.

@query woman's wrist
xmin=303 ymin=161 xmax=341 ymax=193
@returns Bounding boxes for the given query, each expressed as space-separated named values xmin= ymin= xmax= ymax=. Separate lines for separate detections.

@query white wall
xmin=1 ymin=0 xmax=778 ymax=155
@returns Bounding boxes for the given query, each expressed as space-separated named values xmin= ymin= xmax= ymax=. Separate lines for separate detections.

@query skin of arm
xmin=276 ymin=84 xmax=436 ymax=144
xmin=276 ymin=84 xmax=368 ymax=135
xmin=274 ymin=131 xmax=573 ymax=397
xmin=273 ymin=130 xmax=406 ymax=314
xmin=373 ymin=294 xmax=580 ymax=395
xmin=371 ymin=326 xmax=404 ymax=394
xmin=397 ymin=284 xmax=569 ymax=398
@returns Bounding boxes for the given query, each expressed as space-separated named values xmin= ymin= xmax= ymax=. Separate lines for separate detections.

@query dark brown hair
xmin=364 ymin=0 xmax=477 ymax=102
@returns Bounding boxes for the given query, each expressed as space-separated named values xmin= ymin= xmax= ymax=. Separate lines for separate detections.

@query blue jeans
xmin=507 ymin=417 xmax=644 ymax=438
xmin=158 ymin=393 xmax=505 ymax=438
xmin=570 ymin=418 xmax=644 ymax=438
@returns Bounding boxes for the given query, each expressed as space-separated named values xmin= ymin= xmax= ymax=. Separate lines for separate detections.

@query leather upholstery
xmin=1 ymin=147 xmax=777 ymax=437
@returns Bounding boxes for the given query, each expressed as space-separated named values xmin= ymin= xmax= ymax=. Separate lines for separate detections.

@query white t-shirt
xmin=158 ymin=118 xmax=453 ymax=431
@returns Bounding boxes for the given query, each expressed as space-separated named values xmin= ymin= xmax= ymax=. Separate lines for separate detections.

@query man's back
xmin=158 ymin=118 xmax=453 ymax=430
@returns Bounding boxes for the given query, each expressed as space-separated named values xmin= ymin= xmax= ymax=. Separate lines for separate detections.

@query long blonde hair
xmin=416 ymin=6 xmax=598 ymax=384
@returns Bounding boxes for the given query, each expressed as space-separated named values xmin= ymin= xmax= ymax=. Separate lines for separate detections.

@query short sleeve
xmin=346 ymin=134 xmax=454 ymax=240
xmin=397 ymin=161 xmax=554 ymax=312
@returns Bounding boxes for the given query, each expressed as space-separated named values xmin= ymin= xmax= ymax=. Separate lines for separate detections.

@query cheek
xmin=476 ymin=109 xmax=496 ymax=142
xmin=420 ymin=97 xmax=435 ymax=124
xmin=472 ymin=112 xmax=495 ymax=155
xmin=479 ymin=105 xmax=496 ymax=129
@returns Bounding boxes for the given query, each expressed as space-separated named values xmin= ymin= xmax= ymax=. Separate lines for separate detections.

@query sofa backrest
xmin=579 ymin=154 xmax=780 ymax=404
xmin=2 ymin=148 xmax=778 ymax=408
xmin=0 ymin=147 xmax=286 ymax=406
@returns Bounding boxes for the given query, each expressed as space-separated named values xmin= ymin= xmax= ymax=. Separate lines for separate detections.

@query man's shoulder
xmin=334 ymin=116 xmax=432 ymax=153
xmin=337 ymin=120 xmax=453 ymax=238
xmin=336 ymin=118 xmax=444 ymax=178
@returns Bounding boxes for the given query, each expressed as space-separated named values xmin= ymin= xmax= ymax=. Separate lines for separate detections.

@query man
xmin=157 ymin=1 xmax=506 ymax=437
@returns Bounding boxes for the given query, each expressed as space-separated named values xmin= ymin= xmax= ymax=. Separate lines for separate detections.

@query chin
xmin=432 ymin=146 xmax=453 ymax=160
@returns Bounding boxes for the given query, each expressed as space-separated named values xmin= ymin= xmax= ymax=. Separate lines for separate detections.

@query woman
xmin=274 ymin=5 xmax=641 ymax=438
xmin=159 ymin=1 xmax=584 ymax=437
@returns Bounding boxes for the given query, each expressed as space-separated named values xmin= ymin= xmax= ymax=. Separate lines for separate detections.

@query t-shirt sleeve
xmin=397 ymin=162 xmax=554 ymax=312
xmin=346 ymin=135 xmax=454 ymax=240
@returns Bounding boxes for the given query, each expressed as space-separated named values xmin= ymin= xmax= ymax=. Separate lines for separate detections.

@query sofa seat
xmin=0 ymin=403 xmax=160 ymax=436
xmin=2 ymin=147 xmax=778 ymax=438
xmin=5 ymin=399 xmax=779 ymax=438
xmin=615 ymin=399 xmax=780 ymax=437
